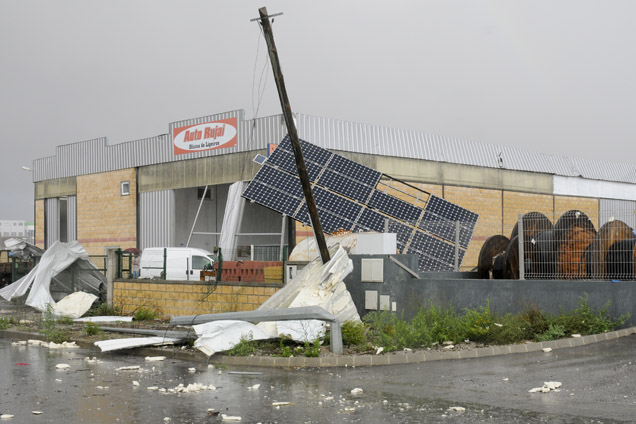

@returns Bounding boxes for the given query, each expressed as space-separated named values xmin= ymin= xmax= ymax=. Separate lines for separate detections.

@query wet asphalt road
xmin=1 ymin=334 xmax=635 ymax=423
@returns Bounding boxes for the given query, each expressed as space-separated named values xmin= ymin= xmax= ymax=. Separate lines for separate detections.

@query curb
xmin=3 ymin=326 xmax=635 ymax=369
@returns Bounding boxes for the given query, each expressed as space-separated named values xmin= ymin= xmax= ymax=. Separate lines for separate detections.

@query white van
xmin=139 ymin=247 xmax=215 ymax=281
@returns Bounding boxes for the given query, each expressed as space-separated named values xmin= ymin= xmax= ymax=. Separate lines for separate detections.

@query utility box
xmin=361 ymin=258 xmax=384 ymax=282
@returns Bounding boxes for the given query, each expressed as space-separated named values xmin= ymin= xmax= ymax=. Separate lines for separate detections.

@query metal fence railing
xmin=480 ymin=209 xmax=636 ymax=281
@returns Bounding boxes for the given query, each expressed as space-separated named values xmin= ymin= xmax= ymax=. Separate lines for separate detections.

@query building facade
xmin=31 ymin=110 xmax=636 ymax=270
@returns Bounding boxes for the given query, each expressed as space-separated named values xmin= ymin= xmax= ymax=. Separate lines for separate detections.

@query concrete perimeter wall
xmin=113 ymin=280 xmax=281 ymax=317
xmin=344 ymin=255 xmax=636 ymax=327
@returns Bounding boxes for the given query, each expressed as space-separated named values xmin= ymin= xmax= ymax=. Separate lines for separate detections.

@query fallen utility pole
xmin=256 ymin=7 xmax=331 ymax=264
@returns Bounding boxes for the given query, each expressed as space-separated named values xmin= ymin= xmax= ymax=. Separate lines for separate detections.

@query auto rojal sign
xmin=173 ymin=117 xmax=238 ymax=155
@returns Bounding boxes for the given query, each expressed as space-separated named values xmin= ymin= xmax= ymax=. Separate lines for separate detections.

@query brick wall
xmin=35 ymin=199 xmax=45 ymax=248
xmin=445 ymin=186 xmax=503 ymax=271
xmin=77 ymin=169 xmax=137 ymax=255
xmin=113 ymin=280 xmax=281 ymax=317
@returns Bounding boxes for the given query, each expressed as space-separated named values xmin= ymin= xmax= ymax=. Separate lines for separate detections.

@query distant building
xmin=28 ymin=109 xmax=636 ymax=270
xmin=0 ymin=220 xmax=34 ymax=244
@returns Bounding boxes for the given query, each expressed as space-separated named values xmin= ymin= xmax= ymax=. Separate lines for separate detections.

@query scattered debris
xmin=116 ymin=365 xmax=141 ymax=371
xmin=572 ymin=334 xmax=581 ymax=338
xmin=147 ymin=386 xmax=159 ymax=391
xmin=494 ymin=323 xmax=503 ymax=327
xmin=95 ymin=336 xmax=183 ymax=352
xmin=503 ymin=378 xmax=509 ymax=381
xmin=32 ymin=411 xmax=42 ymax=415
xmin=52 ymin=292 xmax=98 ymax=319
xmin=0 ymin=414 xmax=14 ymax=419
xmin=350 ymin=388 xmax=363 ymax=395
xmin=448 ymin=406 xmax=466 ymax=412
xmin=75 ymin=316 xmax=133 ymax=323
xmin=163 ymin=418 xmax=170 ymax=422
xmin=207 ymin=409 xmax=219 ymax=416
xmin=248 ymin=384 xmax=261 ymax=390
xmin=0 ymin=241 xmax=105 ymax=312
xmin=375 ymin=347 xmax=384 ymax=355
xmin=542 ymin=347 xmax=553 ymax=353
xmin=529 ymin=381 xmax=562 ymax=393
xmin=221 ymin=414 xmax=242 ymax=421
xmin=133 ymin=381 xmax=140 ymax=387
xmin=55 ymin=364 xmax=70 ymax=370
xmin=272 ymin=401 xmax=291 ymax=407
xmin=188 ymin=367 xmax=196 ymax=373
xmin=443 ymin=345 xmax=455 ymax=350
xmin=145 ymin=356 xmax=166 ymax=362
xmin=47 ymin=341 xmax=79 ymax=349
xmin=228 ymin=371 xmax=263 ymax=375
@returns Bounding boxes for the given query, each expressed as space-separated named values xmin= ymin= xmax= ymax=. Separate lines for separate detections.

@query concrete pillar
xmin=105 ymin=248 xmax=119 ymax=306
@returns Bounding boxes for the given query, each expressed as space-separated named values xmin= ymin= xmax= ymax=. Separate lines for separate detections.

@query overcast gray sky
xmin=2 ymin=1 xmax=636 ymax=221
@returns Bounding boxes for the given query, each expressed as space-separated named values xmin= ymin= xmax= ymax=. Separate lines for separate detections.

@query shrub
xmin=341 ymin=321 xmax=367 ymax=346
xmin=304 ymin=339 xmax=321 ymax=357
xmin=535 ymin=324 xmax=566 ymax=342
xmin=552 ymin=297 xmax=628 ymax=336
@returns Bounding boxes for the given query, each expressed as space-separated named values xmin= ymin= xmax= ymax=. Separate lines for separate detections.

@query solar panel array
xmin=242 ymin=136 xmax=478 ymax=272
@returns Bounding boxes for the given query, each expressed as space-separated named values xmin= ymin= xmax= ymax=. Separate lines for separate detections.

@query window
xmin=197 ymin=187 xmax=213 ymax=200
xmin=192 ymin=255 xmax=212 ymax=270
xmin=121 ymin=181 xmax=130 ymax=196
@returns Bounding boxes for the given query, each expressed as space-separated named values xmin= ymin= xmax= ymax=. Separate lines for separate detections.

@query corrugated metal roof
xmin=33 ymin=110 xmax=636 ymax=185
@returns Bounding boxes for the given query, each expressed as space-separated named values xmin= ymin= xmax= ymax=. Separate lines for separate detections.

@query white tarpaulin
xmin=256 ymin=245 xmax=360 ymax=341
xmin=0 ymin=241 xmax=105 ymax=312
xmin=192 ymin=320 xmax=272 ymax=356
xmin=52 ymin=292 xmax=98 ymax=319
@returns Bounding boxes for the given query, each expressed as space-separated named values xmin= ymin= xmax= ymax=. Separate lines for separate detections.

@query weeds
xmin=84 ymin=322 xmax=102 ymax=336
xmin=227 ymin=332 xmax=256 ymax=356
xmin=133 ymin=305 xmax=160 ymax=321
xmin=0 ymin=317 xmax=11 ymax=330
xmin=40 ymin=305 xmax=70 ymax=343
xmin=88 ymin=302 xmax=123 ymax=317
xmin=361 ymin=297 xmax=627 ymax=352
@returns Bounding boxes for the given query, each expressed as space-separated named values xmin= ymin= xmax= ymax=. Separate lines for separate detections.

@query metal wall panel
xmin=139 ymin=190 xmax=175 ymax=249
xmin=32 ymin=110 xmax=636 ymax=187
xmin=600 ymin=199 xmax=636 ymax=229
xmin=45 ymin=198 xmax=59 ymax=248
xmin=67 ymin=195 xmax=77 ymax=241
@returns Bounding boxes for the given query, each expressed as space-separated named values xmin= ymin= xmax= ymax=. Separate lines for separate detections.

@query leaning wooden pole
xmin=258 ymin=7 xmax=330 ymax=263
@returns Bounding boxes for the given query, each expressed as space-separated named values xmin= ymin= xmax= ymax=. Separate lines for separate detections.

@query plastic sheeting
xmin=218 ymin=181 xmax=246 ymax=256
xmin=257 ymin=245 xmax=360 ymax=342
xmin=192 ymin=320 xmax=271 ymax=356
xmin=0 ymin=241 xmax=105 ymax=312
xmin=52 ymin=292 xmax=97 ymax=319
xmin=95 ymin=337 xmax=182 ymax=352
xmin=190 ymin=246 xmax=359 ymax=356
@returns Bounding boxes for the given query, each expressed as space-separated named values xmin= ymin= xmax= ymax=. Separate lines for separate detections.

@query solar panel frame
xmin=369 ymin=190 xmax=422 ymax=224
xmin=318 ymin=170 xmax=373 ymax=203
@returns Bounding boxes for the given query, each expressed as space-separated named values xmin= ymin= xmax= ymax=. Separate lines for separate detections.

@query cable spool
xmin=477 ymin=235 xmax=509 ymax=279
xmin=553 ymin=210 xmax=596 ymax=279
xmin=590 ymin=220 xmax=634 ymax=279
xmin=605 ymin=238 xmax=636 ymax=281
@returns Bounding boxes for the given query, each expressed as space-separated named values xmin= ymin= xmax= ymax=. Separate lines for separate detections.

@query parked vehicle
xmin=139 ymin=247 xmax=215 ymax=281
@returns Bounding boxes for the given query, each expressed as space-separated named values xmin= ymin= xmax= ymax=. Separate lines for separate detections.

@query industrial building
xmin=31 ymin=109 xmax=636 ymax=271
